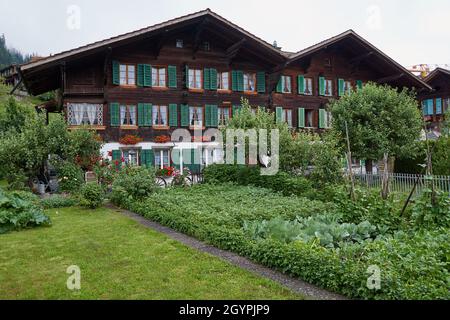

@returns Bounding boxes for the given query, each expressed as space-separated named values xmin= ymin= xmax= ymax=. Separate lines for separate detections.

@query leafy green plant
xmin=79 ymin=183 xmax=104 ymax=209
xmin=111 ymin=165 xmax=156 ymax=206
xmin=0 ymin=188 xmax=51 ymax=234
xmin=54 ymin=160 xmax=84 ymax=193
xmin=411 ymin=189 xmax=450 ymax=229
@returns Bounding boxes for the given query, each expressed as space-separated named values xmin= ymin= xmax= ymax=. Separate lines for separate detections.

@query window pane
xmin=195 ymin=70 xmax=201 ymax=88
xmin=222 ymin=73 xmax=229 ymax=90
xmin=160 ymin=106 xmax=167 ymax=125
xmin=152 ymin=68 xmax=158 ymax=86
xmin=129 ymin=106 xmax=136 ymax=125
xmin=163 ymin=150 xmax=169 ymax=166
xmin=159 ymin=68 xmax=166 ymax=87
xmin=152 ymin=105 xmax=159 ymax=125
xmin=120 ymin=105 xmax=127 ymax=125
xmin=189 ymin=70 xmax=194 ymax=88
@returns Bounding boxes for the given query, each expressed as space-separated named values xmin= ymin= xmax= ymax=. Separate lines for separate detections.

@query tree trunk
xmin=365 ymin=159 xmax=373 ymax=174
xmin=381 ymin=153 xmax=390 ymax=200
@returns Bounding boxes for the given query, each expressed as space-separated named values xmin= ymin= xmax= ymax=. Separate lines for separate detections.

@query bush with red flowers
xmin=119 ymin=134 xmax=143 ymax=145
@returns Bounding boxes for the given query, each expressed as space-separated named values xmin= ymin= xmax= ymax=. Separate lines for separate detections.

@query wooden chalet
xmin=19 ymin=9 xmax=432 ymax=171
xmin=418 ymin=68 xmax=450 ymax=132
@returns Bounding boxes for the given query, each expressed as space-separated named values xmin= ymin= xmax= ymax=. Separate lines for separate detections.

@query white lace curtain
xmin=68 ymin=103 xmax=101 ymax=125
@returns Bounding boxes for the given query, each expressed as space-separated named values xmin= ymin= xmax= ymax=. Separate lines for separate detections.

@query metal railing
xmin=354 ymin=173 xmax=450 ymax=196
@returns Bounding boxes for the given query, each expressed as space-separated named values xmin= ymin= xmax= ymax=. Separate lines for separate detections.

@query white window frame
xmin=154 ymin=149 xmax=170 ymax=169
xmin=119 ymin=64 xmax=135 ymax=86
xmin=324 ymin=79 xmax=333 ymax=97
xmin=152 ymin=105 xmax=168 ymax=128
xmin=304 ymin=78 xmax=313 ymax=95
xmin=189 ymin=106 xmax=203 ymax=128
xmin=217 ymin=71 xmax=230 ymax=90
xmin=151 ymin=67 xmax=167 ymax=87
xmin=281 ymin=76 xmax=292 ymax=93
xmin=188 ymin=69 xmax=202 ymax=89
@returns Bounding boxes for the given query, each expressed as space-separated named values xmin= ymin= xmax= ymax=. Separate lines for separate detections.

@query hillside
xmin=0 ymin=35 xmax=31 ymax=69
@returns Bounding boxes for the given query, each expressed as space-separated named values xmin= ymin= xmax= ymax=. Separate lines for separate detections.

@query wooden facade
xmin=19 ymin=9 xmax=432 ymax=169
xmin=418 ymin=68 xmax=450 ymax=132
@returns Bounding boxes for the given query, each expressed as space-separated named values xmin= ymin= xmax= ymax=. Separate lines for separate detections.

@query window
xmin=324 ymin=79 xmax=333 ymax=96
xmin=243 ymin=73 xmax=256 ymax=92
xmin=202 ymin=148 xmax=223 ymax=166
xmin=217 ymin=72 xmax=230 ymax=90
xmin=120 ymin=105 xmax=137 ymax=126
xmin=155 ymin=150 xmax=170 ymax=169
xmin=305 ymin=109 xmax=315 ymax=128
xmin=188 ymin=69 xmax=202 ymax=89
xmin=151 ymin=67 xmax=166 ymax=87
xmin=325 ymin=111 xmax=332 ymax=128
xmin=176 ymin=39 xmax=183 ymax=48
xmin=444 ymin=98 xmax=450 ymax=114
xmin=119 ymin=64 xmax=135 ymax=86
xmin=123 ymin=149 xmax=139 ymax=166
xmin=343 ymin=81 xmax=352 ymax=94
xmin=67 ymin=103 xmax=103 ymax=126
xmin=281 ymin=76 xmax=292 ymax=93
xmin=203 ymin=41 xmax=210 ymax=51
xmin=304 ymin=78 xmax=313 ymax=95
xmin=152 ymin=105 xmax=168 ymax=128
xmin=189 ymin=106 xmax=203 ymax=128
xmin=282 ymin=109 xmax=293 ymax=128
xmin=218 ymin=107 xmax=230 ymax=126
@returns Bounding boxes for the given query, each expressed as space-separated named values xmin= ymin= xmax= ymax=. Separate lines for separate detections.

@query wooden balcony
xmin=64 ymin=87 xmax=104 ymax=96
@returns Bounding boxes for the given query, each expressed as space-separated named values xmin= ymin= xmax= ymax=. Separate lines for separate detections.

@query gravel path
xmin=111 ymin=205 xmax=348 ymax=300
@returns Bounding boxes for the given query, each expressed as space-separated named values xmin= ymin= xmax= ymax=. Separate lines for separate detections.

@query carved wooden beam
xmin=226 ymin=38 xmax=246 ymax=63
xmin=377 ymin=73 xmax=405 ymax=84
xmin=153 ymin=35 xmax=165 ymax=59
xmin=103 ymin=47 xmax=112 ymax=86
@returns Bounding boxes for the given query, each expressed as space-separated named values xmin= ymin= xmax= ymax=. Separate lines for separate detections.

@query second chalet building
xmin=20 ymin=9 xmax=431 ymax=171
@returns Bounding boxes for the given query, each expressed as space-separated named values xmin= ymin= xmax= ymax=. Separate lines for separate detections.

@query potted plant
xmin=155 ymin=135 xmax=171 ymax=143
xmin=119 ymin=134 xmax=143 ymax=145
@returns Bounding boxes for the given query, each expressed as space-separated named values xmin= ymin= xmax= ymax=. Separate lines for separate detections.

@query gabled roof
xmin=424 ymin=67 xmax=450 ymax=83
xmin=288 ymin=30 xmax=431 ymax=91
xmin=21 ymin=8 xmax=285 ymax=72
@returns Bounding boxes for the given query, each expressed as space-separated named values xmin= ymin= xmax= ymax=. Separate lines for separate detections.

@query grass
xmin=0 ymin=206 xmax=302 ymax=300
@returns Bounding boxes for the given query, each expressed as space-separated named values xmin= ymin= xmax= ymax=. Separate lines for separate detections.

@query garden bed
xmin=121 ymin=184 xmax=450 ymax=300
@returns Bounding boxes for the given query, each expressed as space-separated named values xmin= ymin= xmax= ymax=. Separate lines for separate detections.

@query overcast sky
xmin=1 ymin=0 xmax=449 ymax=67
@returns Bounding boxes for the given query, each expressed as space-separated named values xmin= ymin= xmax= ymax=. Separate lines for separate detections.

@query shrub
xmin=80 ymin=183 xmax=104 ymax=209
xmin=54 ymin=160 xmax=84 ymax=193
xmin=411 ymin=189 xmax=450 ymax=229
xmin=40 ymin=195 xmax=78 ymax=209
xmin=0 ymin=188 xmax=51 ymax=234
xmin=203 ymin=164 xmax=314 ymax=198
xmin=111 ymin=166 xmax=156 ymax=206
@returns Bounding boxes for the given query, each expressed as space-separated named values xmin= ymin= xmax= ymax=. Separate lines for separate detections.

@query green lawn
xmin=0 ymin=207 xmax=302 ymax=300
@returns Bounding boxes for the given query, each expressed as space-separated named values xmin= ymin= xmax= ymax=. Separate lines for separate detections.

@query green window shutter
xmin=169 ymin=104 xmax=178 ymax=127
xmin=298 ymin=75 xmax=305 ymax=94
xmin=140 ymin=150 xmax=154 ymax=168
xmin=210 ymin=105 xmax=218 ymax=127
xmin=180 ymin=104 xmax=190 ymax=126
xmin=427 ymin=99 xmax=434 ymax=115
xmin=144 ymin=64 xmax=152 ymax=87
xmin=256 ymin=71 xmax=266 ymax=93
xmin=185 ymin=65 xmax=189 ymax=88
xmin=436 ymin=98 xmax=442 ymax=114
xmin=338 ymin=79 xmax=345 ymax=96
xmin=171 ymin=149 xmax=181 ymax=169
xmin=231 ymin=70 xmax=238 ymax=91
xmin=168 ymin=65 xmax=177 ymax=88
xmin=112 ymin=150 xmax=121 ymax=161
xmin=356 ymin=80 xmax=363 ymax=90
xmin=191 ymin=149 xmax=201 ymax=173
xmin=110 ymin=102 xmax=120 ymax=127
xmin=210 ymin=69 xmax=217 ymax=90
xmin=112 ymin=61 xmax=120 ymax=85
xmin=298 ymin=108 xmax=305 ymax=128
xmin=143 ymin=103 xmax=152 ymax=126
xmin=232 ymin=105 xmax=241 ymax=117
xmin=319 ymin=109 xmax=326 ymax=128
xmin=319 ymin=77 xmax=325 ymax=96
xmin=112 ymin=150 xmax=122 ymax=169
xmin=137 ymin=64 xmax=144 ymax=87
xmin=276 ymin=78 xmax=283 ymax=93
xmin=138 ymin=103 xmax=144 ymax=126
xmin=203 ymin=68 xmax=211 ymax=90
xmin=275 ymin=106 xmax=283 ymax=123
xmin=205 ymin=105 xmax=212 ymax=127
xmin=237 ymin=71 xmax=244 ymax=92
